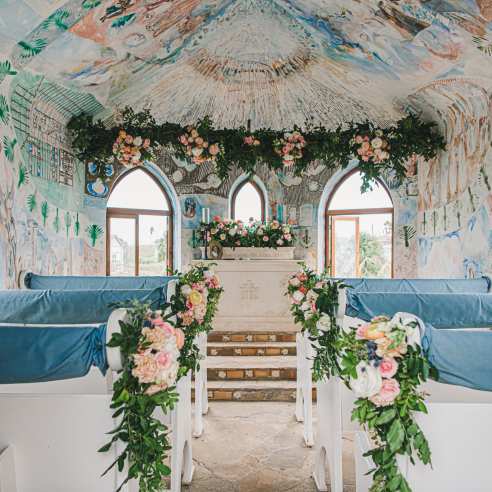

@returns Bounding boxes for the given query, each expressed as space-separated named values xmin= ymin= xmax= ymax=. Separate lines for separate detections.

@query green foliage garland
xmin=68 ymin=107 xmax=446 ymax=191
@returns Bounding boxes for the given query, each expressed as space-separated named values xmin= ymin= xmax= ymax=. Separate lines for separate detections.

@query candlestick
xmin=201 ymin=207 xmax=210 ymax=224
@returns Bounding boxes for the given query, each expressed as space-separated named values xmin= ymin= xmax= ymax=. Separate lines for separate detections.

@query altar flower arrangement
xmin=112 ymin=129 xmax=154 ymax=167
xmin=179 ymin=126 xmax=222 ymax=165
xmin=274 ymin=131 xmax=306 ymax=167
xmin=351 ymin=130 xmax=390 ymax=165
xmin=339 ymin=314 xmax=436 ymax=492
xmin=205 ymin=217 xmax=295 ymax=249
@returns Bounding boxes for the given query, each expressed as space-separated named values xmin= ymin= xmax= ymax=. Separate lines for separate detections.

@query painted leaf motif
xmin=0 ymin=60 xmax=17 ymax=85
xmin=74 ymin=213 xmax=80 ymax=236
xmin=0 ymin=95 xmax=10 ymax=125
xmin=64 ymin=212 xmax=72 ymax=237
xmin=27 ymin=194 xmax=36 ymax=212
xmin=3 ymin=137 xmax=17 ymax=162
xmin=86 ymin=224 xmax=103 ymax=247
xmin=111 ymin=14 xmax=136 ymax=28
xmin=82 ymin=0 xmax=101 ymax=9
xmin=18 ymin=39 xmax=48 ymax=58
xmin=53 ymin=209 xmax=60 ymax=233
xmin=18 ymin=165 xmax=28 ymax=187
xmin=40 ymin=9 xmax=71 ymax=31
xmin=41 ymin=201 xmax=49 ymax=226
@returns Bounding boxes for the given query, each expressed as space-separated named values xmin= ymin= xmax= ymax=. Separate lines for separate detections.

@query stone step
xmin=207 ymin=355 xmax=297 ymax=381
xmin=208 ymin=342 xmax=296 ymax=357
xmin=192 ymin=381 xmax=317 ymax=402
xmin=208 ymin=331 xmax=297 ymax=343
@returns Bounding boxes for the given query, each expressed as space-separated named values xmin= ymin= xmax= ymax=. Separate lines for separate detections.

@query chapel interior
xmin=1 ymin=0 xmax=492 ymax=491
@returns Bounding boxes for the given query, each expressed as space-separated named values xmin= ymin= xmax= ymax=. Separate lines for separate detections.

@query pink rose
xmin=155 ymin=351 xmax=173 ymax=369
xmin=379 ymin=358 xmax=398 ymax=379
xmin=174 ymin=328 xmax=185 ymax=349
xmin=143 ymin=138 xmax=151 ymax=148
xmin=355 ymin=135 xmax=363 ymax=144
xmin=263 ymin=235 xmax=269 ymax=242
xmin=152 ymin=318 xmax=175 ymax=335
xmin=179 ymin=135 xmax=188 ymax=144
xmin=361 ymin=142 xmax=370 ymax=152
xmin=284 ymin=233 xmax=292 ymax=241
xmin=209 ymin=144 xmax=220 ymax=156
xmin=370 ymin=378 xmax=400 ymax=407
xmin=244 ymin=136 xmax=254 ymax=145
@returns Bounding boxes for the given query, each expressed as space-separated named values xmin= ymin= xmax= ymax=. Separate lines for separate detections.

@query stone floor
xmin=185 ymin=402 xmax=356 ymax=492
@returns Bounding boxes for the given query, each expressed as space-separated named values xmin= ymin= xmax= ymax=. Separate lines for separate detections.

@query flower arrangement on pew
xmin=102 ymin=302 xmax=183 ymax=491
xmin=286 ymin=264 xmax=343 ymax=378
xmin=172 ymin=264 xmax=223 ymax=375
xmin=204 ymin=217 xmax=294 ymax=249
xmin=338 ymin=314 xmax=437 ymax=492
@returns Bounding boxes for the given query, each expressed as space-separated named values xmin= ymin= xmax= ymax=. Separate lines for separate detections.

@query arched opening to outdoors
xmin=326 ymin=170 xmax=393 ymax=278
xmin=106 ymin=168 xmax=173 ymax=276
xmin=230 ymin=179 xmax=266 ymax=223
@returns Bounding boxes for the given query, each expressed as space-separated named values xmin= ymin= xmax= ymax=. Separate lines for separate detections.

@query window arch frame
xmin=325 ymin=168 xmax=394 ymax=278
xmin=230 ymin=177 xmax=266 ymax=222
xmin=106 ymin=167 xmax=174 ymax=276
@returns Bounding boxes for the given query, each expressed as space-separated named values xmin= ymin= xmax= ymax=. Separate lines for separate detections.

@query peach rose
xmin=379 ymin=358 xmax=398 ymax=379
xmin=132 ymin=352 xmax=159 ymax=384
xmin=175 ymin=328 xmax=185 ymax=349
xmin=376 ymin=338 xmax=407 ymax=358
xmin=369 ymin=378 xmax=400 ymax=407
xmin=155 ymin=351 xmax=173 ymax=369
xmin=145 ymin=382 xmax=168 ymax=395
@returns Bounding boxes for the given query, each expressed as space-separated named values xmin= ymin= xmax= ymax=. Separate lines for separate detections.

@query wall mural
xmin=2 ymin=0 xmax=492 ymax=285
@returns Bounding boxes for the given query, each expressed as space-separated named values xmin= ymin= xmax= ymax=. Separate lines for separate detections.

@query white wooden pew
xmin=0 ymin=309 xmax=194 ymax=492
xmin=193 ymin=332 xmax=209 ymax=438
xmin=295 ymin=331 xmax=314 ymax=447
xmin=354 ymin=381 xmax=492 ymax=492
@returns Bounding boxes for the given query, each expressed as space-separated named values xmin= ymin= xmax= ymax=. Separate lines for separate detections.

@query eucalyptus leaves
xmin=68 ymin=107 xmax=445 ymax=192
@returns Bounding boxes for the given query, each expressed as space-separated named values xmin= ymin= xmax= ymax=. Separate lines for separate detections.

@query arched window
xmin=326 ymin=170 xmax=393 ymax=278
xmin=106 ymin=168 xmax=173 ymax=276
xmin=231 ymin=179 xmax=266 ymax=223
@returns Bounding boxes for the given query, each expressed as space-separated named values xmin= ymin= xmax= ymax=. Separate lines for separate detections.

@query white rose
xmin=289 ymin=277 xmax=300 ymax=287
xmin=371 ymin=137 xmax=383 ymax=149
xmin=181 ymin=285 xmax=192 ymax=296
xmin=306 ymin=289 xmax=318 ymax=302
xmin=350 ymin=361 xmax=382 ymax=399
xmin=292 ymin=290 xmax=305 ymax=302
xmin=300 ymin=301 xmax=311 ymax=312
xmin=316 ymin=314 xmax=332 ymax=331
xmin=192 ymin=147 xmax=203 ymax=157
xmin=204 ymin=270 xmax=214 ymax=279
xmin=134 ymin=136 xmax=143 ymax=146
xmin=229 ymin=227 xmax=238 ymax=236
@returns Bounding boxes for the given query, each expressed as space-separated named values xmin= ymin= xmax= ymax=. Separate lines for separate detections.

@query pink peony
xmin=370 ymin=378 xmax=400 ymax=407
xmin=155 ymin=351 xmax=173 ymax=369
xmin=379 ymin=358 xmax=398 ymax=379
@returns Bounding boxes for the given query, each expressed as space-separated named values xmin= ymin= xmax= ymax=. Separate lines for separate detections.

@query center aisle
xmin=187 ymin=402 xmax=356 ymax=491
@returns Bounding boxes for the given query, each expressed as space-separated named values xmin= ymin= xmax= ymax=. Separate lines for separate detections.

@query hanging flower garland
xmin=112 ymin=130 xmax=154 ymax=168
xmin=68 ymin=107 xmax=445 ymax=191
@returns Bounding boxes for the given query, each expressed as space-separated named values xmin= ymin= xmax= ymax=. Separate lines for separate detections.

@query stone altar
xmin=192 ymin=260 xmax=299 ymax=331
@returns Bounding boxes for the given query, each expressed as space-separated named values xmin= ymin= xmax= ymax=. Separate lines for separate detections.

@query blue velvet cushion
xmin=0 ymin=324 xmax=107 ymax=383
xmin=24 ymin=273 xmax=177 ymax=291
xmin=339 ymin=277 xmax=490 ymax=293
xmin=0 ymin=287 xmax=165 ymax=325
xmin=423 ymin=325 xmax=492 ymax=392
xmin=346 ymin=291 xmax=492 ymax=328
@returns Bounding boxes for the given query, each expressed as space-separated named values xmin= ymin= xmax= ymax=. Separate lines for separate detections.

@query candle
xmin=202 ymin=207 xmax=210 ymax=224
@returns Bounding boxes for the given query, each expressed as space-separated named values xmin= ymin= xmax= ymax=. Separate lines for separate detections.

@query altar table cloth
xmin=0 ymin=324 xmax=107 ymax=383
xmin=0 ymin=287 xmax=165 ymax=325
xmin=24 ymin=273 xmax=176 ymax=291
xmin=339 ymin=277 xmax=490 ymax=294
xmin=346 ymin=291 xmax=492 ymax=328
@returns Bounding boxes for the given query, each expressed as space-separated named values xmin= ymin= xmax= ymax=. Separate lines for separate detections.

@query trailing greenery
xmin=68 ymin=107 xmax=445 ymax=191
xmin=102 ymin=301 xmax=179 ymax=492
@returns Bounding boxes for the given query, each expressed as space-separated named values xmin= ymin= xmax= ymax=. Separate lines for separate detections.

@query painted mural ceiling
xmin=1 ymin=0 xmax=492 ymax=129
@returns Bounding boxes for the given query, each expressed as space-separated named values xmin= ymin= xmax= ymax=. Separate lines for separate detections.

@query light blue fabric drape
xmin=0 ymin=324 xmax=107 ymax=383
xmin=24 ymin=273 xmax=176 ymax=291
xmin=0 ymin=287 xmax=165 ymax=325
xmin=338 ymin=277 xmax=491 ymax=293
xmin=346 ymin=291 xmax=492 ymax=328
xmin=422 ymin=325 xmax=492 ymax=392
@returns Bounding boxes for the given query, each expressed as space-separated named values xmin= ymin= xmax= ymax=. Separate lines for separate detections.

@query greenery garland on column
xmin=68 ymin=107 xmax=445 ymax=191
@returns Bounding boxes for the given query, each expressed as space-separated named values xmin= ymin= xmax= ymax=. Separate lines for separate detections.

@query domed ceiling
xmin=2 ymin=0 xmax=492 ymax=129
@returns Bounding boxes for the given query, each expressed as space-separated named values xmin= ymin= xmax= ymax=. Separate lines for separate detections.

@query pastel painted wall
xmin=411 ymin=80 xmax=492 ymax=278
xmin=0 ymin=57 xmax=106 ymax=288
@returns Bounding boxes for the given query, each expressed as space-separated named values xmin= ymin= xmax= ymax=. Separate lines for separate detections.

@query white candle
xmin=202 ymin=207 xmax=210 ymax=224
